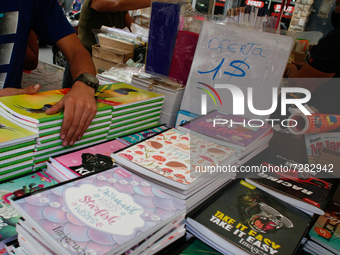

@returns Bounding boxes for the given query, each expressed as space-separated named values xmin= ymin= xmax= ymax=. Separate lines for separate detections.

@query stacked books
xmin=177 ymin=110 xmax=273 ymax=166
xmin=245 ymin=154 xmax=337 ymax=215
xmin=95 ymin=83 xmax=165 ymax=140
xmin=11 ymin=165 xmax=186 ymax=255
xmin=0 ymin=170 xmax=58 ymax=249
xmin=112 ymin=128 xmax=239 ymax=211
xmin=0 ymin=114 xmax=37 ymax=180
xmin=305 ymin=199 xmax=340 ymax=255
xmin=0 ymin=89 xmax=112 ymax=168
xmin=302 ymin=185 xmax=340 ymax=255
xmin=47 ymin=139 xmax=127 ymax=181
xmin=186 ymin=179 xmax=312 ymax=255
xmin=117 ymin=123 xmax=172 ymax=145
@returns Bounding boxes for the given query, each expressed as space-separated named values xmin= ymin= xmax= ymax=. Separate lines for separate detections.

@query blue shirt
xmin=0 ymin=0 xmax=75 ymax=88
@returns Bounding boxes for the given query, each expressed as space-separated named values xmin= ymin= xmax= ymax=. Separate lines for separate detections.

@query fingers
xmin=45 ymin=100 xmax=64 ymax=115
xmin=60 ymin=97 xmax=97 ymax=146
xmin=23 ymin=84 xmax=41 ymax=94
xmin=0 ymin=84 xmax=41 ymax=97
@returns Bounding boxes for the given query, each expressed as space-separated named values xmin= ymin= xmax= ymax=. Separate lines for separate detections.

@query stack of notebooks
xmin=0 ymin=88 xmax=112 ymax=169
xmin=0 ymin=114 xmax=37 ymax=181
xmin=304 ymin=200 xmax=340 ymax=255
xmin=46 ymin=139 xmax=127 ymax=181
xmin=0 ymin=170 xmax=58 ymax=250
xmin=95 ymin=83 xmax=165 ymax=140
xmin=186 ymin=179 xmax=312 ymax=255
xmin=177 ymin=110 xmax=273 ymax=166
xmin=112 ymin=128 xmax=239 ymax=212
xmin=245 ymin=154 xmax=338 ymax=216
xmin=117 ymin=123 xmax=172 ymax=145
xmin=10 ymin=165 xmax=186 ymax=255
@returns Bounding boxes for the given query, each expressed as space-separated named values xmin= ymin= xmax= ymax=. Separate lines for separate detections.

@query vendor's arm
xmin=284 ymin=62 xmax=336 ymax=93
xmin=45 ymin=33 xmax=97 ymax=147
xmin=90 ymin=0 xmax=151 ymax=12
xmin=24 ymin=30 xmax=39 ymax=71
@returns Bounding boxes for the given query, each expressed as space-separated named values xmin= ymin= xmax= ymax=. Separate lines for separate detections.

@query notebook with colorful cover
xmin=117 ymin=124 xmax=172 ymax=145
xmin=11 ymin=166 xmax=186 ymax=255
xmin=112 ymin=128 xmax=238 ymax=190
xmin=178 ymin=110 xmax=273 ymax=151
xmin=0 ymin=89 xmax=112 ymax=128
xmin=0 ymin=114 xmax=37 ymax=148
xmin=245 ymin=154 xmax=337 ymax=215
xmin=49 ymin=139 xmax=127 ymax=180
xmin=309 ymin=200 xmax=340 ymax=254
xmin=0 ymin=170 xmax=58 ymax=249
xmin=186 ymin=180 xmax=312 ymax=255
xmin=95 ymin=83 xmax=164 ymax=109
xmin=0 ymin=88 xmax=70 ymax=125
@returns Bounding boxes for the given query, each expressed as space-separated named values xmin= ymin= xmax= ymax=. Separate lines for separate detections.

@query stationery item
xmin=252 ymin=7 xmax=259 ymax=26
xmin=0 ymin=170 xmax=58 ymax=249
xmin=248 ymin=5 xmax=255 ymax=25
xmin=48 ymin=139 xmax=127 ymax=181
xmin=11 ymin=166 xmax=186 ymax=255
xmin=255 ymin=8 xmax=263 ymax=27
xmin=178 ymin=110 xmax=273 ymax=156
xmin=235 ymin=7 xmax=240 ymax=23
xmin=112 ymin=128 xmax=237 ymax=191
xmin=95 ymin=83 xmax=164 ymax=108
xmin=0 ymin=114 xmax=37 ymax=148
xmin=239 ymin=7 xmax=245 ymax=24
xmin=186 ymin=180 xmax=312 ymax=255
xmin=145 ymin=2 xmax=181 ymax=76
xmin=245 ymin=154 xmax=337 ymax=215
xmin=244 ymin=5 xmax=251 ymax=24
xmin=168 ymin=30 xmax=200 ymax=86
xmin=288 ymin=112 xmax=340 ymax=135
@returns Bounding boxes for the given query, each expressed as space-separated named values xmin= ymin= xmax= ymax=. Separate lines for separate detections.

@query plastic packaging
xmin=288 ymin=113 xmax=340 ymax=135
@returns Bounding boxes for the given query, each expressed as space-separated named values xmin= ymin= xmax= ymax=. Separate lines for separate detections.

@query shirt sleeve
xmin=32 ymin=0 xmax=75 ymax=45
xmin=308 ymin=29 xmax=340 ymax=74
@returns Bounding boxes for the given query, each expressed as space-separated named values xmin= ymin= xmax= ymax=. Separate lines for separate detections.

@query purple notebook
xmin=181 ymin=110 xmax=272 ymax=149
xmin=11 ymin=166 xmax=185 ymax=255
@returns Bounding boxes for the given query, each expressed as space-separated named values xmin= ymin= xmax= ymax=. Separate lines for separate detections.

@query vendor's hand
xmin=45 ymin=82 xmax=97 ymax=146
xmin=292 ymin=61 xmax=305 ymax=70
xmin=0 ymin=84 xmax=41 ymax=97
xmin=284 ymin=64 xmax=298 ymax=78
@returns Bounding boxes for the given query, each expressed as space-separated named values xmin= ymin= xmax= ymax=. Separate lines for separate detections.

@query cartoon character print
xmin=237 ymin=190 xmax=293 ymax=234
xmin=69 ymin=153 xmax=114 ymax=172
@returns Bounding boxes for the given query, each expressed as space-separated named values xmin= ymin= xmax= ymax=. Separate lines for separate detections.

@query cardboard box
xmin=97 ymin=33 xmax=138 ymax=53
xmin=92 ymin=44 xmax=133 ymax=64
xmin=291 ymin=50 xmax=306 ymax=62
xmin=92 ymin=56 xmax=118 ymax=73
xmin=268 ymin=131 xmax=309 ymax=164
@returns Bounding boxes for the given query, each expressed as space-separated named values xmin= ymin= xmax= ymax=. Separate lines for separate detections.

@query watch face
xmin=83 ymin=73 xmax=99 ymax=84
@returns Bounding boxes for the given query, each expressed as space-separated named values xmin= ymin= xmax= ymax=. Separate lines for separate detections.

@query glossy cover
xmin=0 ymin=89 xmax=111 ymax=124
xmin=0 ymin=89 xmax=69 ymax=124
xmin=51 ymin=139 xmax=127 ymax=177
xmin=95 ymin=83 xmax=164 ymax=108
xmin=0 ymin=115 xmax=37 ymax=147
xmin=181 ymin=110 xmax=272 ymax=149
xmin=190 ymin=180 xmax=311 ymax=255
xmin=246 ymin=154 xmax=335 ymax=211
xmin=116 ymin=129 xmax=235 ymax=185
xmin=11 ymin=166 xmax=186 ymax=255
xmin=118 ymin=124 xmax=172 ymax=145
xmin=309 ymin=200 xmax=340 ymax=253
xmin=0 ymin=171 xmax=58 ymax=245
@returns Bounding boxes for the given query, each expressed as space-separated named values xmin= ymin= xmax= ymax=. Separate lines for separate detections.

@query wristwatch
xmin=73 ymin=73 xmax=99 ymax=92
